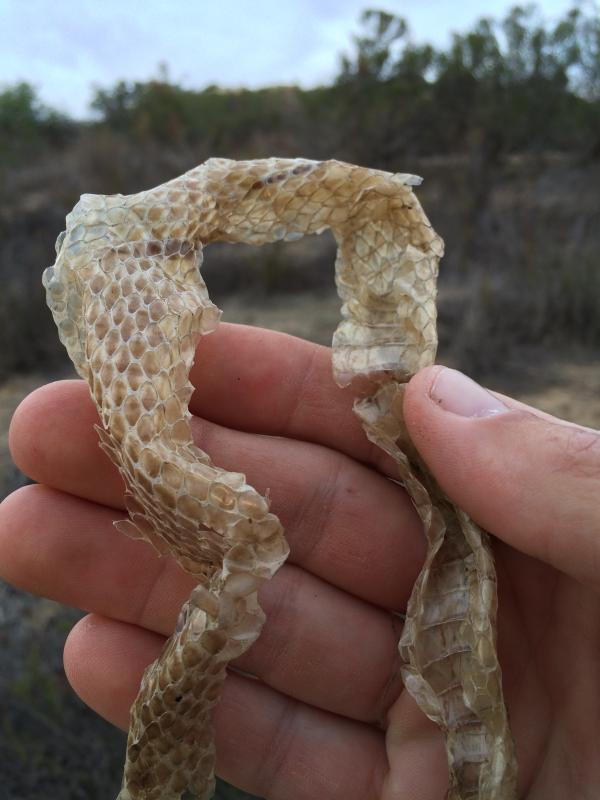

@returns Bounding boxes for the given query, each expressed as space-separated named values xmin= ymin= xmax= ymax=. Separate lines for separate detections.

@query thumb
xmin=403 ymin=366 xmax=600 ymax=589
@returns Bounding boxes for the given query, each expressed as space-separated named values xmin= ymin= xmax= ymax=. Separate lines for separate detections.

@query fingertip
xmin=8 ymin=384 xmax=46 ymax=475
xmin=404 ymin=365 xmax=511 ymax=430
xmin=64 ymin=614 xmax=163 ymax=731
xmin=63 ymin=614 xmax=115 ymax=698
xmin=403 ymin=366 xmax=525 ymax=524
xmin=9 ymin=380 xmax=93 ymax=480
xmin=0 ymin=487 xmax=27 ymax=584
xmin=404 ymin=366 xmax=518 ymax=467
xmin=63 ymin=614 xmax=98 ymax=696
xmin=0 ymin=484 xmax=52 ymax=586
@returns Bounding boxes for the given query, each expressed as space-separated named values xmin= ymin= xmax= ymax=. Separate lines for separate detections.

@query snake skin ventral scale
xmin=43 ymin=158 xmax=517 ymax=800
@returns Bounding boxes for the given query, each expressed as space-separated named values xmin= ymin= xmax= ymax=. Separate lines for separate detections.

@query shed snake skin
xmin=43 ymin=158 xmax=517 ymax=800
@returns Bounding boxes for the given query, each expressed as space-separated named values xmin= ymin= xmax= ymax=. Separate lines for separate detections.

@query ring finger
xmin=0 ymin=484 xmax=405 ymax=723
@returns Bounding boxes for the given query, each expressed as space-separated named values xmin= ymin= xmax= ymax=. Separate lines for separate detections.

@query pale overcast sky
xmin=0 ymin=0 xmax=584 ymax=118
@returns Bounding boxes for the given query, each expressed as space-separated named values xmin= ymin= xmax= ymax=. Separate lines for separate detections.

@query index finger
xmin=189 ymin=322 xmax=385 ymax=467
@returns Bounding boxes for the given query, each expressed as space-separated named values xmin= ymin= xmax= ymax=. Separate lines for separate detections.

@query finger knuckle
xmin=550 ymin=424 xmax=600 ymax=481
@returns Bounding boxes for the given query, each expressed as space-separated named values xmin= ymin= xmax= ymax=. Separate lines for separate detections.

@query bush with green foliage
xmin=0 ymin=82 xmax=73 ymax=163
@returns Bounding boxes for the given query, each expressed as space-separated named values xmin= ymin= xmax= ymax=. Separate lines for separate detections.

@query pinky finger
xmin=64 ymin=615 xmax=387 ymax=800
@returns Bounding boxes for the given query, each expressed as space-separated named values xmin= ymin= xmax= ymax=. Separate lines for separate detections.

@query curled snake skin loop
xmin=43 ymin=158 xmax=517 ymax=800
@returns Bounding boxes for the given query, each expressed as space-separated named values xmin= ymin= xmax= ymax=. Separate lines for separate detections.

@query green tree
xmin=338 ymin=9 xmax=409 ymax=82
xmin=0 ymin=82 xmax=71 ymax=163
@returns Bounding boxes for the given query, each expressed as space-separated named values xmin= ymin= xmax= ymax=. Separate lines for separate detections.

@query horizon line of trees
xmin=1 ymin=4 xmax=599 ymax=169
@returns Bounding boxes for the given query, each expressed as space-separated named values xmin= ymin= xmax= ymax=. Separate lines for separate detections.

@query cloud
xmin=0 ymin=0 xmax=578 ymax=118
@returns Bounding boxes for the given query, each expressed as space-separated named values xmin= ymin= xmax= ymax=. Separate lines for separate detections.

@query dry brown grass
xmin=0 ymin=150 xmax=598 ymax=383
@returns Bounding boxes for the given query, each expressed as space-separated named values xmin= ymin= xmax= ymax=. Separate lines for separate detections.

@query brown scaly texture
xmin=43 ymin=158 xmax=517 ymax=800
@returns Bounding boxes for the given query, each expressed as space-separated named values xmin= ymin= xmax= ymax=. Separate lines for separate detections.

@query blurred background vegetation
xmin=1 ymin=3 xmax=599 ymax=380
xmin=0 ymin=4 xmax=599 ymax=799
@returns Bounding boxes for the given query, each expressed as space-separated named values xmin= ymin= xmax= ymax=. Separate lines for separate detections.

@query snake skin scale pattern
xmin=43 ymin=158 xmax=517 ymax=800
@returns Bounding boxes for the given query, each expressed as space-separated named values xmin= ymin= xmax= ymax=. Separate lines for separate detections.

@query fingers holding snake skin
xmin=41 ymin=158 xmax=506 ymax=797
xmin=8 ymin=380 xmax=425 ymax=610
xmin=0 ymin=485 xmax=405 ymax=724
xmin=64 ymin=614 xmax=448 ymax=800
xmin=404 ymin=366 xmax=600 ymax=589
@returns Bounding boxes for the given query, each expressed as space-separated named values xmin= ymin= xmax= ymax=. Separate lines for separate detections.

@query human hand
xmin=1 ymin=324 xmax=599 ymax=799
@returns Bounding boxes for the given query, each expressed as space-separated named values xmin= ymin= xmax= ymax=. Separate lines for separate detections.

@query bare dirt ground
xmin=500 ymin=355 xmax=600 ymax=429
xmin=0 ymin=291 xmax=598 ymax=800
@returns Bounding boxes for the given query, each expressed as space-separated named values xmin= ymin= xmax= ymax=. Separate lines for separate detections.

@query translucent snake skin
xmin=43 ymin=158 xmax=517 ymax=800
